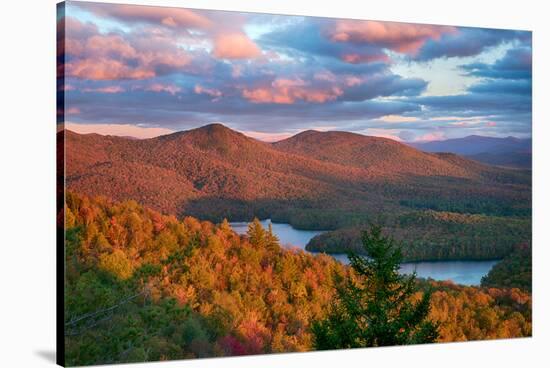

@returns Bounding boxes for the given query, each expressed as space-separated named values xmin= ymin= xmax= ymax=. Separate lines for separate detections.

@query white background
xmin=1 ymin=0 xmax=548 ymax=367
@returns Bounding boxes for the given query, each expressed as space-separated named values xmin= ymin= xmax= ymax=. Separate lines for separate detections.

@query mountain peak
xmin=157 ymin=123 xmax=241 ymax=142
xmin=189 ymin=123 xmax=247 ymax=141
xmin=200 ymin=123 xmax=232 ymax=132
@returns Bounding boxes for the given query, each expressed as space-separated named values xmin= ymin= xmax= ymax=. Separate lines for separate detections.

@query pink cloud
xmin=63 ymin=16 xmax=97 ymax=39
xmin=146 ymin=83 xmax=181 ymax=95
xmin=329 ymin=20 xmax=456 ymax=55
xmin=486 ymin=121 xmax=497 ymax=127
xmin=86 ymin=34 xmax=137 ymax=58
xmin=314 ymin=70 xmax=337 ymax=82
xmin=64 ymin=17 xmax=192 ymax=81
xmin=315 ymin=72 xmax=363 ymax=87
xmin=66 ymin=58 xmax=155 ymax=80
xmin=213 ymin=33 xmax=261 ymax=60
xmin=194 ymin=84 xmax=222 ymax=98
xmin=80 ymin=3 xmax=212 ymax=29
xmin=242 ymin=78 xmax=343 ymax=104
xmin=82 ymin=85 xmax=125 ymax=94
xmin=344 ymin=76 xmax=363 ymax=87
xmin=415 ymin=131 xmax=447 ymax=142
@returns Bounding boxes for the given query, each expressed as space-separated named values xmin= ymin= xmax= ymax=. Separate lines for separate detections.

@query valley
xmin=62 ymin=124 xmax=531 ymax=263
xmin=59 ymin=124 xmax=531 ymax=261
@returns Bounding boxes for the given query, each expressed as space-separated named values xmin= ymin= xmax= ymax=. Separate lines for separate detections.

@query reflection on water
xmin=329 ymin=255 xmax=498 ymax=286
xmin=229 ymin=219 xmax=324 ymax=248
xmin=229 ymin=219 xmax=498 ymax=286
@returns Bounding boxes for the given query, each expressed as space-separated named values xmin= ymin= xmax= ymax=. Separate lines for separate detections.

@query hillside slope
xmin=63 ymin=124 xmax=531 ymax=226
xmin=63 ymin=192 xmax=532 ymax=365
xmin=273 ymin=130 xmax=476 ymax=178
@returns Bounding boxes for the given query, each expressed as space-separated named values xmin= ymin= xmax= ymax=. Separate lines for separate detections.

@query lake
xmin=230 ymin=219 xmax=498 ymax=286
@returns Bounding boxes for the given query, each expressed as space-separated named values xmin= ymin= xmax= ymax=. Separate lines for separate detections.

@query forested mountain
xmin=62 ymin=124 xmax=531 ymax=262
xmin=63 ymin=125 xmax=530 ymax=225
xmin=273 ymin=130 xmax=480 ymax=177
xmin=410 ymin=135 xmax=532 ymax=169
xmin=63 ymin=193 xmax=531 ymax=365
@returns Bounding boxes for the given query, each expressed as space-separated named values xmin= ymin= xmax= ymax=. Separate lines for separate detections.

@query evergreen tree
xmin=312 ymin=225 xmax=439 ymax=349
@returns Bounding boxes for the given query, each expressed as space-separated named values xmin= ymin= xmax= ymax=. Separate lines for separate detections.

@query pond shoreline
xmin=229 ymin=219 xmax=500 ymax=286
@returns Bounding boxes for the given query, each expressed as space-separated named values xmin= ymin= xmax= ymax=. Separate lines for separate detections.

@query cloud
xmin=62 ymin=16 xmax=98 ymax=39
xmin=468 ymin=79 xmax=532 ymax=96
xmin=242 ymin=78 xmax=343 ymax=104
xmin=73 ymin=2 xmax=265 ymax=63
xmin=146 ymin=83 xmax=182 ymax=95
xmin=194 ymin=84 xmax=222 ymax=98
xmin=414 ymin=131 xmax=447 ymax=142
xmin=461 ymin=45 xmax=532 ymax=80
xmin=66 ymin=58 xmax=156 ymax=80
xmin=61 ymin=4 xmax=531 ymax=141
xmin=407 ymin=89 xmax=531 ymax=113
xmin=380 ymin=115 xmax=420 ymax=123
xmin=213 ymin=33 xmax=261 ymax=59
xmin=64 ymin=17 xmax=192 ymax=80
xmin=344 ymin=76 xmax=363 ymax=87
xmin=414 ymin=28 xmax=529 ymax=61
xmin=328 ymin=20 xmax=456 ymax=55
xmin=82 ymin=86 xmax=125 ymax=94
xmin=65 ymin=86 xmax=421 ymax=132
xmin=261 ymin=20 xmax=389 ymax=65
xmin=341 ymin=74 xmax=426 ymax=101
xmin=65 ymin=122 xmax=174 ymax=139
xmin=341 ymin=53 xmax=389 ymax=64
xmin=75 ymin=2 xmax=212 ymax=30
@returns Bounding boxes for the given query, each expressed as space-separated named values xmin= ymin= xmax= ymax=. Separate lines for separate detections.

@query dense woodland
xmin=64 ymin=193 xmax=531 ymax=365
xmin=481 ymin=243 xmax=532 ymax=291
xmin=306 ymin=210 xmax=531 ymax=261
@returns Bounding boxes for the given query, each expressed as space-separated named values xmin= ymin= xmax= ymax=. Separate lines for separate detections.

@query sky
xmin=59 ymin=1 xmax=532 ymax=142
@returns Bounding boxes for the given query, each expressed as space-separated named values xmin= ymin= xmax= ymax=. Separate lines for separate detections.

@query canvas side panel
xmin=56 ymin=2 xmax=66 ymax=366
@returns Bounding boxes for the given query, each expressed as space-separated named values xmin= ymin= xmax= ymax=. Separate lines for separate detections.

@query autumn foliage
xmin=64 ymin=193 xmax=531 ymax=365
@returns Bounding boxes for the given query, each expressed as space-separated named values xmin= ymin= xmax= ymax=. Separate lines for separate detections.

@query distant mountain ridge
xmin=410 ymin=135 xmax=532 ymax=169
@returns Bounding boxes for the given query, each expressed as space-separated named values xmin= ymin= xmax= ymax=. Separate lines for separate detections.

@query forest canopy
xmin=64 ymin=193 xmax=532 ymax=365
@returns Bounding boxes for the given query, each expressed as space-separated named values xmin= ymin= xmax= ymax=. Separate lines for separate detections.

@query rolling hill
xmin=273 ymin=130 xmax=476 ymax=177
xmin=62 ymin=124 xmax=531 ymax=233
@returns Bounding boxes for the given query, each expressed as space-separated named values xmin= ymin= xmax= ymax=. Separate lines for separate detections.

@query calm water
xmin=229 ymin=219 xmax=498 ymax=286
